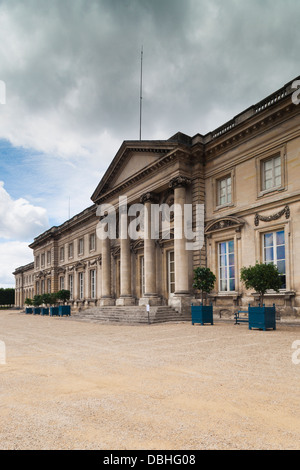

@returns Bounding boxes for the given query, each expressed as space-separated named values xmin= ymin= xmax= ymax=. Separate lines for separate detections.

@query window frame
xmin=218 ymin=240 xmax=236 ymax=293
xmin=256 ymin=146 xmax=286 ymax=198
xmin=59 ymin=276 xmax=65 ymax=290
xmin=68 ymin=274 xmax=73 ymax=300
xmin=78 ymin=272 xmax=84 ymax=300
xmin=78 ymin=238 xmax=84 ymax=256
xmin=90 ymin=269 xmax=96 ymax=299
xmin=140 ymin=255 xmax=145 ymax=297
xmin=167 ymin=250 xmax=175 ymax=295
xmin=217 ymin=175 xmax=232 ymax=207
xmin=213 ymin=168 xmax=235 ymax=212
xmin=60 ymin=246 xmax=65 ymax=262
xmin=89 ymin=233 xmax=96 ymax=252
xmin=261 ymin=154 xmax=282 ymax=192
xmin=262 ymin=229 xmax=286 ymax=290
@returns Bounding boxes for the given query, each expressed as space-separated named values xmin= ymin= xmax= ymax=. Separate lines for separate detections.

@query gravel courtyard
xmin=0 ymin=309 xmax=300 ymax=450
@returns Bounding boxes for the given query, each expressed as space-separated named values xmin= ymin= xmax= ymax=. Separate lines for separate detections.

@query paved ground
xmin=0 ymin=309 xmax=300 ymax=450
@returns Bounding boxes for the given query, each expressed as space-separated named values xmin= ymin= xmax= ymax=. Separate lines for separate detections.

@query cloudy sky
xmin=0 ymin=0 xmax=299 ymax=287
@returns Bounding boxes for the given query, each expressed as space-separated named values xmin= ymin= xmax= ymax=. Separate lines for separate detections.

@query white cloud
xmin=0 ymin=182 xmax=49 ymax=240
xmin=0 ymin=240 xmax=33 ymax=287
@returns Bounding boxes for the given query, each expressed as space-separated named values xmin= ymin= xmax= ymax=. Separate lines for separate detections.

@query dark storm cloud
xmin=0 ymin=0 xmax=299 ymax=146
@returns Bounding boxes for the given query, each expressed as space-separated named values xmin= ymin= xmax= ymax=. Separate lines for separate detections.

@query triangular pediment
xmin=91 ymin=139 xmax=181 ymax=203
xmin=110 ymin=149 xmax=164 ymax=187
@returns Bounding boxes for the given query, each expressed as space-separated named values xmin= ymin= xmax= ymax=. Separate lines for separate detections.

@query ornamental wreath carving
xmin=254 ymin=205 xmax=290 ymax=226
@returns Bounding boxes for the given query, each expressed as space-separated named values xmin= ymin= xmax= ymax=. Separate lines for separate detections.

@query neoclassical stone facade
xmin=14 ymin=76 xmax=300 ymax=316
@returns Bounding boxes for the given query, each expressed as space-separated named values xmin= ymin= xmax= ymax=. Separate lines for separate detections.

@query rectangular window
xmin=47 ymin=250 xmax=51 ymax=265
xmin=263 ymin=230 xmax=286 ymax=289
xmin=41 ymin=280 xmax=45 ymax=294
xmin=47 ymin=279 xmax=51 ymax=293
xmin=60 ymin=276 xmax=65 ymax=290
xmin=218 ymin=176 xmax=232 ymax=206
xmin=219 ymin=240 xmax=235 ymax=292
xmin=262 ymin=155 xmax=281 ymax=191
xmin=60 ymin=247 xmax=64 ymax=262
xmin=79 ymin=272 xmax=84 ymax=300
xmin=78 ymin=238 xmax=84 ymax=255
xmin=89 ymin=233 xmax=96 ymax=251
xmin=168 ymin=251 xmax=175 ymax=294
xmin=90 ymin=270 xmax=96 ymax=299
xmin=36 ymin=255 xmax=40 ymax=269
xmin=41 ymin=253 xmax=45 ymax=267
xmin=69 ymin=274 xmax=73 ymax=300
xmin=68 ymin=243 xmax=73 ymax=259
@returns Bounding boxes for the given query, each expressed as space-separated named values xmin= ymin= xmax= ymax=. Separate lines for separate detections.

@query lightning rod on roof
xmin=139 ymin=45 xmax=143 ymax=140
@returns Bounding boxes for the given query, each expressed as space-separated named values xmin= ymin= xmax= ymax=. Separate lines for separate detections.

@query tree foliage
xmin=192 ymin=267 xmax=216 ymax=305
xmin=0 ymin=288 xmax=15 ymax=306
xmin=32 ymin=295 xmax=43 ymax=307
xmin=240 ymin=262 xmax=282 ymax=305
xmin=56 ymin=289 xmax=70 ymax=303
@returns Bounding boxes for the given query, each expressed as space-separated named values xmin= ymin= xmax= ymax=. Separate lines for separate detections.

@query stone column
xmin=100 ymin=235 xmax=114 ymax=306
xmin=139 ymin=192 xmax=161 ymax=306
xmin=116 ymin=207 xmax=135 ymax=305
xmin=169 ymin=176 xmax=193 ymax=313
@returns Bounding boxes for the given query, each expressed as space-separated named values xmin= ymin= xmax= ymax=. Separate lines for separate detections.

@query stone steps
xmin=71 ymin=305 xmax=191 ymax=324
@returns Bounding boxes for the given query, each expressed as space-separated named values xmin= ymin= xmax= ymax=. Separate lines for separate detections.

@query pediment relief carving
xmin=205 ymin=216 xmax=245 ymax=234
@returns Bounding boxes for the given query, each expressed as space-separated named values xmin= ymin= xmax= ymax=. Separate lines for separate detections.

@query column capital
xmin=140 ymin=191 xmax=159 ymax=204
xmin=169 ymin=176 xmax=191 ymax=189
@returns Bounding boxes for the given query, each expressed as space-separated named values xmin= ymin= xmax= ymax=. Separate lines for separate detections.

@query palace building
xmin=14 ymin=76 xmax=300 ymax=317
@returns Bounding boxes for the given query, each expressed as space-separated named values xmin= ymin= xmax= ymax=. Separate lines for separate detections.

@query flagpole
xmin=139 ymin=45 xmax=143 ymax=140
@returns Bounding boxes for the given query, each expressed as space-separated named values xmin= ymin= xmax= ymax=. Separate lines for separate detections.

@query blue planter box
xmin=41 ymin=307 xmax=49 ymax=316
xmin=50 ymin=306 xmax=59 ymax=316
xmin=33 ymin=307 xmax=41 ymax=315
xmin=25 ymin=307 xmax=33 ymax=314
xmin=59 ymin=305 xmax=71 ymax=316
xmin=191 ymin=304 xmax=213 ymax=325
xmin=248 ymin=304 xmax=276 ymax=331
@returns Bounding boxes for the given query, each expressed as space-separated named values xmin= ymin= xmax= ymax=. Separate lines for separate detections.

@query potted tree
xmin=49 ymin=293 xmax=60 ymax=316
xmin=24 ymin=298 xmax=33 ymax=314
xmin=191 ymin=267 xmax=216 ymax=325
xmin=40 ymin=293 xmax=52 ymax=315
xmin=57 ymin=289 xmax=71 ymax=316
xmin=32 ymin=295 xmax=43 ymax=314
xmin=240 ymin=262 xmax=282 ymax=330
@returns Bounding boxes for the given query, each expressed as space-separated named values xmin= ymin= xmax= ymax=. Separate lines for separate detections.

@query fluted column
xmin=139 ymin=192 xmax=161 ymax=306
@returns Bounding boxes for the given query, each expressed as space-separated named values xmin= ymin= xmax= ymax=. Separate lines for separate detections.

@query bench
xmin=234 ymin=310 xmax=249 ymax=325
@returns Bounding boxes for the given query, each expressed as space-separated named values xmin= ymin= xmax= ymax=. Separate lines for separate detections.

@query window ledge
xmin=209 ymin=292 xmax=241 ymax=299
xmin=214 ymin=202 xmax=235 ymax=212
xmin=257 ymin=186 xmax=285 ymax=199
xmin=252 ymin=291 xmax=295 ymax=299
